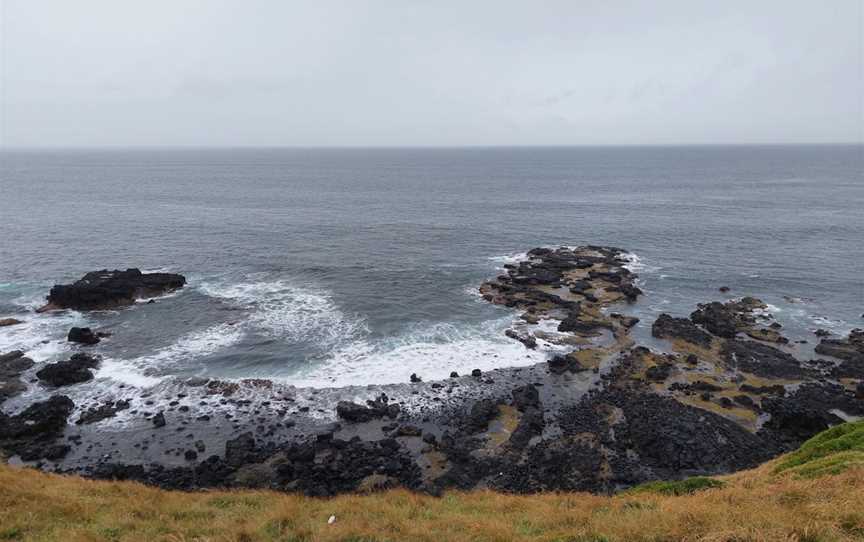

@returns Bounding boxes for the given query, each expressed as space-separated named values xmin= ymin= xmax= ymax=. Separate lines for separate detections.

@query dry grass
xmin=1 ymin=462 xmax=862 ymax=541
xmin=2 ymin=423 xmax=864 ymax=541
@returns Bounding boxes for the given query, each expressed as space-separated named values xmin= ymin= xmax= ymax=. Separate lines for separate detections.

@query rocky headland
xmin=1 ymin=248 xmax=862 ymax=496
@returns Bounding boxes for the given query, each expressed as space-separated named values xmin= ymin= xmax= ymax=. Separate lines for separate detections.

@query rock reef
xmin=2 ymin=247 xmax=862 ymax=497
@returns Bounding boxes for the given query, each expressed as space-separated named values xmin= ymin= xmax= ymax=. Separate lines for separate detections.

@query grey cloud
xmin=1 ymin=0 xmax=861 ymax=147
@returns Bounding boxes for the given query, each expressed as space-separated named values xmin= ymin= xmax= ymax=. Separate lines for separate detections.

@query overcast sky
xmin=1 ymin=0 xmax=862 ymax=147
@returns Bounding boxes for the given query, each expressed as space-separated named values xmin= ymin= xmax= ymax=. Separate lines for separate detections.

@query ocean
xmin=1 ymin=145 xmax=862 ymax=407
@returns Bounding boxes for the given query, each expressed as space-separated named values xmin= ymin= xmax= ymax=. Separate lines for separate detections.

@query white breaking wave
xmin=487 ymin=252 xmax=529 ymax=268
xmin=198 ymin=279 xmax=368 ymax=347
xmin=97 ymin=323 xmax=246 ymax=386
xmin=807 ymin=314 xmax=848 ymax=331
xmin=286 ymin=316 xmax=545 ymax=388
xmin=0 ymin=293 xmax=87 ymax=363
xmin=618 ymin=252 xmax=662 ymax=274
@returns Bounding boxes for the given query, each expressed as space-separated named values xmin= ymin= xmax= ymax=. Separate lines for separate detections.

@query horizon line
xmin=2 ymin=141 xmax=862 ymax=152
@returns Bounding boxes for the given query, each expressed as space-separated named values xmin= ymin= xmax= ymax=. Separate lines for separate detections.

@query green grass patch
xmin=627 ymin=476 xmax=724 ymax=496
xmin=774 ymin=420 xmax=864 ymax=477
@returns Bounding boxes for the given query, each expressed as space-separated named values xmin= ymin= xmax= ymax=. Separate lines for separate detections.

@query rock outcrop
xmin=38 ymin=268 xmax=186 ymax=312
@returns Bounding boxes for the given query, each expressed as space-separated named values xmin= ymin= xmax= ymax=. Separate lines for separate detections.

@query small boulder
xmin=151 ymin=412 xmax=166 ymax=428
xmin=0 ymin=318 xmax=23 ymax=327
xmin=67 ymin=327 xmax=100 ymax=345
xmin=505 ymin=329 xmax=537 ymax=349
xmin=36 ymin=353 xmax=100 ymax=387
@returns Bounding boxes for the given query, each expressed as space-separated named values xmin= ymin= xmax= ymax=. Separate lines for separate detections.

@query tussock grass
xmin=1 ymin=423 xmax=863 ymax=541
xmin=626 ymin=476 xmax=724 ymax=496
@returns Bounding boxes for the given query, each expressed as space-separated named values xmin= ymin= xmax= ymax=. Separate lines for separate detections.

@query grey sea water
xmin=1 ymin=145 xmax=862 ymax=398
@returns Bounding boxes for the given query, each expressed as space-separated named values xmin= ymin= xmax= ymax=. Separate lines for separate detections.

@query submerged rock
xmin=0 ymin=318 xmax=23 ymax=327
xmin=38 ymin=268 xmax=186 ymax=312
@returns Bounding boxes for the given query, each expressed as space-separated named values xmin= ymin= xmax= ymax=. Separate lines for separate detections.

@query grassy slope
xmin=1 ymin=422 xmax=863 ymax=542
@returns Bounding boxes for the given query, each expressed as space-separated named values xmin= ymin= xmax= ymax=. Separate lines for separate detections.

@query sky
xmin=1 ymin=0 xmax=862 ymax=147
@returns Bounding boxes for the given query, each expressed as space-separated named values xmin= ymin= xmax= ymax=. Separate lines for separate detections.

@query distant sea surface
xmin=1 ymin=145 xmax=862 ymax=395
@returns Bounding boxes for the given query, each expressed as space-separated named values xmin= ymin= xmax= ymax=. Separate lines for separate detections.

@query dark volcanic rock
xmin=547 ymin=353 xmax=589 ymax=374
xmin=508 ymin=407 xmax=545 ymax=449
xmin=505 ymin=329 xmax=537 ymax=349
xmin=336 ymin=401 xmax=377 ymax=422
xmin=721 ymin=340 xmax=811 ymax=379
xmin=816 ymin=329 xmax=864 ymax=362
xmin=0 ymin=351 xmax=35 ymax=403
xmin=645 ymin=363 xmax=673 ymax=382
xmin=76 ymin=400 xmax=131 ymax=425
xmin=511 ymin=384 xmax=540 ymax=411
xmin=465 ymin=399 xmax=499 ymax=433
xmin=35 ymin=353 xmax=100 ymax=387
xmin=690 ymin=302 xmax=738 ymax=338
xmin=151 ymin=412 xmax=166 ymax=428
xmin=609 ymin=283 xmax=643 ymax=302
xmin=336 ymin=394 xmax=399 ymax=423
xmin=39 ymin=268 xmax=186 ymax=312
xmin=651 ymin=313 xmax=713 ymax=347
xmin=67 ymin=327 xmax=100 ymax=345
xmin=760 ymin=382 xmax=864 ymax=446
xmin=559 ymin=390 xmax=779 ymax=484
xmin=0 ymin=395 xmax=74 ymax=460
xmin=104 ymin=434 xmax=370 ymax=494
xmin=558 ymin=312 xmax=611 ymax=334
xmin=690 ymin=298 xmax=785 ymax=343
xmin=225 ymin=432 xmax=259 ymax=466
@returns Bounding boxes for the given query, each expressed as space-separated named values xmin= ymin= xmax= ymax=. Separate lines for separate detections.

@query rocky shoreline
xmin=1 ymin=249 xmax=862 ymax=496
